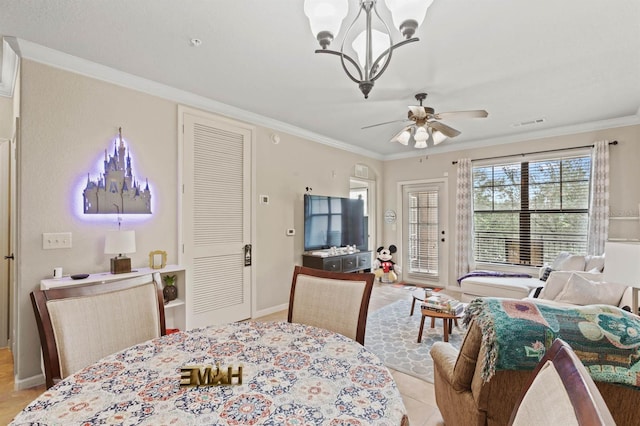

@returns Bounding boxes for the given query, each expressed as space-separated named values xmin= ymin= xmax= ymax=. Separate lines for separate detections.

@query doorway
xmin=399 ymin=179 xmax=448 ymax=286
xmin=0 ymin=138 xmax=10 ymax=348
xmin=349 ymin=177 xmax=375 ymax=251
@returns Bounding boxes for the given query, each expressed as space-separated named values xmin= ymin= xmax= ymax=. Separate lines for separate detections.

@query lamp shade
xmin=429 ymin=127 xmax=448 ymax=145
xmin=104 ymin=230 xmax=136 ymax=255
xmin=384 ymin=0 xmax=433 ymax=33
xmin=304 ymin=0 xmax=348 ymax=40
xmin=392 ymin=129 xmax=411 ymax=145
xmin=603 ymin=241 xmax=640 ymax=288
xmin=414 ymin=126 xmax=428 ymax=142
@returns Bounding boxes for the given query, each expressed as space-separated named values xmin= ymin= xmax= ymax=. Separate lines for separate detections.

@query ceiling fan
xmin=363 ymin=93 xmax=488 ymax=148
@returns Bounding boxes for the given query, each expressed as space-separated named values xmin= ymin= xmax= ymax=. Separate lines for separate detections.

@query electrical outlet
xmin=43 ymin=232 xmax=72 ymax=249
xmin=286 ymin=228 xmax=295 ymax=236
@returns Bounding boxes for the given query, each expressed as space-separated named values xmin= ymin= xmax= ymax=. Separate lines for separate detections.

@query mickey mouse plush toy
xmin=374 ymin=245 xmax=398 ymax=283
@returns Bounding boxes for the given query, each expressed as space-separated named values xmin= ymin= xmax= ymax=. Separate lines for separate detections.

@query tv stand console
xmin=302 ymin=251 xmax=372 ymax=273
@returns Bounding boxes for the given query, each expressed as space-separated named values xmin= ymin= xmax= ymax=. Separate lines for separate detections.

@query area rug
xmin=365 ymin=298 xmax=465 ymax=383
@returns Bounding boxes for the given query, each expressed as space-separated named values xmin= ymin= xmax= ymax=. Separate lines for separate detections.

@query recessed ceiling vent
xmin=512 ymin=118 xmax=546 ymax=128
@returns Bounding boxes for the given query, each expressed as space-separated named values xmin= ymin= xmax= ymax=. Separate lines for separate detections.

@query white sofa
xmin=459 ymin=253 xmax=607 ymax=303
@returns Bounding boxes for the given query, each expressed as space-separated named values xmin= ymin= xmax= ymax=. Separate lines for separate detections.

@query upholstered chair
xmin=288 ymin=265 xmax=374 ymax=345
xmin=31 ymin=274 xmax=166 ymax=388
xmin=509 ymin=338 xmax=615 ymax=425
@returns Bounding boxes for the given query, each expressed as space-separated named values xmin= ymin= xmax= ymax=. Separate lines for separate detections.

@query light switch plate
xmin=286 ymin=228 xmax=295 ymax=236
xmin=43 ymin=232 xmax=72 ymax=249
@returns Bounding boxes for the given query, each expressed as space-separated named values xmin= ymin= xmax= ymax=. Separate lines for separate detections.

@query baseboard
xmin=14 ymin=372 xmax=45 ymax=390
xmin=253 ymin=303 xmax=288 ymax=319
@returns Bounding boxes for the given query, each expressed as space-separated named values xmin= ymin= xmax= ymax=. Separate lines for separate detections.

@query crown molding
xmin=13 ymin=38 xmax=638 ymax=162
xmin=0 ymin=38 xmax=19 ymax=98
xmin=14 ymin=39 xmax=384 ymax=161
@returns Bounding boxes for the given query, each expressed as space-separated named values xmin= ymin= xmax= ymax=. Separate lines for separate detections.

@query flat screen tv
xmin=304 ymin=194 xmax=367 ymax=251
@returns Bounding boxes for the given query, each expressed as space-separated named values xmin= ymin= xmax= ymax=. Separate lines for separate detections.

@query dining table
xmin=11 ymin=321 xmax=408 ymax=425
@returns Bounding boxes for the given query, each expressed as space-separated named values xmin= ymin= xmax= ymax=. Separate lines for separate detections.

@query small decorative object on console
xmin=162 ymin=274 xmax=178 ymax=303
xmin=70 ymin=274 xmax=90 ymax=280
xmin=149 ymin=250 xmax=167 ymax=269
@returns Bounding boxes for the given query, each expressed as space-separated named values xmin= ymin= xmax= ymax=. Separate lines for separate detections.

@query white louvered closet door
xmin=182 ymin=110 xmax=252 ymax=327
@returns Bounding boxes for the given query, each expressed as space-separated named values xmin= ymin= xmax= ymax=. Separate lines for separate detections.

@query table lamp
xmin=603 ymin=241 xmax=640 ymax=315
xmin=104 ymin=230 xmax=136 ymax=274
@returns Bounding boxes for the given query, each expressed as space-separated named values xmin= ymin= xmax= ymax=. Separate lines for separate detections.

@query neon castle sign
xmin=83 ymin=128 xmax=151 ymax=215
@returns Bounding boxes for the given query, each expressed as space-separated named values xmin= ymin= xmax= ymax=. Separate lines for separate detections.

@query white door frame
xmin=0 ymin=138 xmax=10 ymax=348
xmin=177 ymin=105 xmax=256 ymax=326
xmin=396 ymin=178 xmax=449 ymax=286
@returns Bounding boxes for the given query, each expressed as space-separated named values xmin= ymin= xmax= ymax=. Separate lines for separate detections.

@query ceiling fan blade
xmin=429 ymin=121 xmax=461 ymax=138
xmin=408 ymin=106 xmax=428 ymax=119
xmin=362 ymin=119 xmax=409 ymax=130
xmin=434 ymin=110 xmax=488 ymax=120
xmin=390 ymin=125 xmax=414 ymax=145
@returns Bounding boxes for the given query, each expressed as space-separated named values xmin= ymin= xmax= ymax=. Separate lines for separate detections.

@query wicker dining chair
xmin=288 ymin=265 xmax=374 ymax=345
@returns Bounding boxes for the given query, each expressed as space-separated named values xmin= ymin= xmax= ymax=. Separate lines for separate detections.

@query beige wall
xmin=254 ymin=127 xmax=382 ymax=311
xmin=0 ymin=95 xmax=13 ymax=139
xmin=381 ymin=126 xmax=640 ymax=286
xmin=15 ymin=60 xmax=382 ymax=383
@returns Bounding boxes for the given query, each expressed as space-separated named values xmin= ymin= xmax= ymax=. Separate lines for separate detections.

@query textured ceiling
xmin=1 ymin=0 xmax=639 ymax=159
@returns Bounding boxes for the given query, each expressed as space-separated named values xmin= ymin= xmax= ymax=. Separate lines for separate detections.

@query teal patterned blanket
xmin=464 ymin=298 xmax=640 ymax=387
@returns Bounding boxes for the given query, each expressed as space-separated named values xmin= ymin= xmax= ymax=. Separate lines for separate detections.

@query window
xmin=472 ymin=155 xmax=591 ymax=266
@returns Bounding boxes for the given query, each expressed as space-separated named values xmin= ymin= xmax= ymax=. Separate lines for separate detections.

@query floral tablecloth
xmin=11 ymin=321 xmax=407 ymax=425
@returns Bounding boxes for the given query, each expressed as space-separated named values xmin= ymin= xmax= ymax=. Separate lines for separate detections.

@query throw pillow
xmin=584 ymin=255 xmax=605 ymax=273
xmin=551 ymin=252 xmax=572 ymax=270
xmin=554 ymin=273 xmax=627 ymax=306
xmin=539 ymin=266 xmax=554 ymax=282
xmin=531 ymin=287 xmax=544 ymax=298
xmin=556 ymin=255 xmax=586 ymax=271
xmin=539 ymin=271 xmax=573 ymax=300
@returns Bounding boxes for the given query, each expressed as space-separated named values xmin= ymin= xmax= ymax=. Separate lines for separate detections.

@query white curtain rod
xmin=451 ymin=140 xmax=618 ymax=165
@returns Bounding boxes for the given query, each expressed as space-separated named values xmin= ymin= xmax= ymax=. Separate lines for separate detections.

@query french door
xmin=180 ymin=107 xmax=253 ymax=327
xmin=401 ymin=181 xmax=448 ymax=286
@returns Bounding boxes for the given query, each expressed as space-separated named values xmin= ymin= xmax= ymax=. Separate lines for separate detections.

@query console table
xmin=40 ymin=265 xmax=186 ymax=330
xmin=302 ymin=251 xmax=372 ymax=273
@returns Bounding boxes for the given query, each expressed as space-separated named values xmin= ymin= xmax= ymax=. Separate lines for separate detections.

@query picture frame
xmin=149 ymin=250 xmax=167 ymax=269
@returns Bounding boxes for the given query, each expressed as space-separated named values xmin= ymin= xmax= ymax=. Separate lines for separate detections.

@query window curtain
xmin=454 ymin=158 xmax=473 ymax=284
xmin=587 ymin=141 xmax=610 ymax=255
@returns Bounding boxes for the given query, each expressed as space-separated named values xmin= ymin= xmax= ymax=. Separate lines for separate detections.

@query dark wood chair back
xmin=509 ymin=338 xmax=616 ymax=426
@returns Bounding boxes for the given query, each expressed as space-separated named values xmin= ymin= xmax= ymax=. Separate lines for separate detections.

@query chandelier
xmin=304 ymin=0 xmax=433 ymax=99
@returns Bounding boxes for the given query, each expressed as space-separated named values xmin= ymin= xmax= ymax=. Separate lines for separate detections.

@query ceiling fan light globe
xmin=304 ymin=0 xmax=348 ymax=46
xmin=353 ymin=29 xmax=390 ymax=69
xmin=392 ymin=130 xmax=411 ymax=145
xmin=414 ymin=140 xmax=428 ymax=149
xmin=432 ymin=129 xmax=447 ymax=145
xmin=414 ymin=126 xmax=428 ymax=142
xmin=384 ymin=0 xmax=432 ymax=37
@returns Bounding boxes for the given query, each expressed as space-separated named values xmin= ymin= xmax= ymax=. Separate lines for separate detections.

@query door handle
xmin=244 ymin=244 xmax=252 ymax=266
xmin=4 ymin=254 xmax=14 ymax=260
